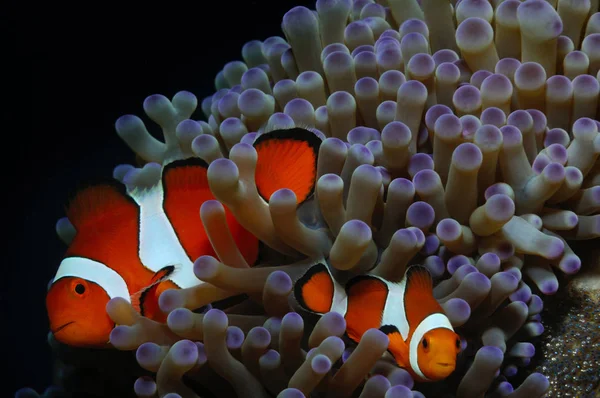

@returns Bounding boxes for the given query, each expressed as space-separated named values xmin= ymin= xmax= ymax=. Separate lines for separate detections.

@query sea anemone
xmin=17 ymin=0 xmax=600 ymax=397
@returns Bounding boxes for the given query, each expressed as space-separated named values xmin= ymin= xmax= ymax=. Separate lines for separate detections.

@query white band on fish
xmin=382 ymin=278 xmax=410 ymax=340
xmin=330 ymin=275 xmax=349 ymax=316
xmin=409 ymin=312 xmax=455 ymax=381
xmin=53 ymin=256 xmax=131 ymax=302
xmin=131 ymin=184 xmax=202 ymax=289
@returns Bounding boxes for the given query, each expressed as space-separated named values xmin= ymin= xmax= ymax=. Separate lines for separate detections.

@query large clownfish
xmin=294 ymin=263 xmax=461 ymax=382
xmin=46 ymin=127 xmax=322 ymax=348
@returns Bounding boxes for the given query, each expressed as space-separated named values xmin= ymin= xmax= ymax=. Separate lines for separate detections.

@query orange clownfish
xmin=294 ymin=264 xmax=461 ymax=382
xmin=46 ymin=127 xmax=322 ymax=348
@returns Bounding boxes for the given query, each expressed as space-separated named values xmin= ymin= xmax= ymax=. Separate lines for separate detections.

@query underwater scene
xmin=9 ymin=0 xmax=600 ymax=397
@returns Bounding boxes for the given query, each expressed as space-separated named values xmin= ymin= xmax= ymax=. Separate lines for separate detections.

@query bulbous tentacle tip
xmin=207 ymin=158 xmax=240 ymax=188
xmin=171 ymin=90 xmax=198 ymax=115
xmin=134 ymin=376 xmax=157 ymax=397
xmin=109 ymin=325 xmax=134 ymax=349
xmin=158 ymin=289 xmax=185 ymax=314
xmin=112 ymin=163 xmax=135 ymax=182
xmin=175 ymin=119 xmax=202 ymax=139
xmin=143 ymin=94 xmax=171 ymax=115
xmin=277 ymin=388 xmax=305 ymax=398
xmin=115 ymin=114 xmax=143 ymax=133
xmin=170 ymin=339 xmax=199 ymax=367
xmin=203 ymin=308 xmax=228 ymax=330
xmin=136 ymin=342 xmax=164 ymax=370
xmin=265 ymin=270 xmax=293 ymax=295
xmin=270 ymin=188 xmax=298 ymax=207
xmin=14 ymin=388 xmax=41 ymax=398
xmin=193 ymin=255 xmax=220 ymax=281
xmin=166 ymin=308 xmax=194 ymax=333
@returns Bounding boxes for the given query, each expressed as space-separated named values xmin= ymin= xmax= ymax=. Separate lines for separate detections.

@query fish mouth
xmin=436 ymin=362 xmax=452 ymax=367
xmin=52 ymin=321 xmax=74 ymax=334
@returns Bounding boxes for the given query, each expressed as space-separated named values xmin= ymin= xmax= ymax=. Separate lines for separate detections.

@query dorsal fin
xmin=344 ymin=275 xmax=389 ymax=343
xmin=65 ymin=181 xmax=136 ymax=230
xmin=162 ymin=157 xmax=210 ymax=192
xmin=253 ymin=127 xmax=321 ymax=205
xmin=63 ymin=180 xmax=149 ymax=292
xmin=405 ymin=265 xmax=433 ymax=291
xmin=161 ymin=157 xmax=259 ymax=266
xmin=403 ymin=265 xmax=444 ymax=336
xmin=161 ymin=157 xmax=217 ymax=262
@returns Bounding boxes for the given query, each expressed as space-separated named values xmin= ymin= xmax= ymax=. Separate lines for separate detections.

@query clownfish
xmin=294 ymin=263 xmax=461 ymax=382
xmin=46 ymin=127 xmax=322 ymax=348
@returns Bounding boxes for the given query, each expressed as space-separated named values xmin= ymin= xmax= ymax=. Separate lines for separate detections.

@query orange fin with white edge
xmin=252 ymin=127 xmax=321 ymax=205
xmin=344 ymin=275 xmax=388 ymax=343
xmin=294 ymin=262 xmax=335 ymax=314
xmin=65 ymin=182 xmax=137 ymax=231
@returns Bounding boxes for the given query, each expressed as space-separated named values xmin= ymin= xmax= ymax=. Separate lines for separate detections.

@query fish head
xmin=416 ymin=327 xmax=461 ymax=381
xmin=46 ymin=275 xmax=114 ymax=348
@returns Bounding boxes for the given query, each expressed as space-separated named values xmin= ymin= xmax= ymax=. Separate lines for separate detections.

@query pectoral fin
xmin=380 ymin=325 xmax=410 ymax=369
xmin=131 ymin=265 xmax=177 ymax=322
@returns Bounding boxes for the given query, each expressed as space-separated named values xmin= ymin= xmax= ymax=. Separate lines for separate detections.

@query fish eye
xmin=74 ymin=283 xmax=86 ymax=295
xmin=422 ymin=338 xmax=429 ymax=350
xmin=69 ymin=279 xmax=88 ymax=297
xmin=456 ymin=338 xmax=461 ymax=349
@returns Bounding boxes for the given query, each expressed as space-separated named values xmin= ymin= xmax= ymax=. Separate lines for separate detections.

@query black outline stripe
xmin=293 ymin=262 xmax=331 ymax=313
xmin=379 ymin=324 xmax=400 ymax=335
xmin=404 ymin=265 xmax=433 ymax=289
xmin=344 ymin=274 xmax=389 ymax=296
xmin=65 ymin=175 xmax=133 ymax=209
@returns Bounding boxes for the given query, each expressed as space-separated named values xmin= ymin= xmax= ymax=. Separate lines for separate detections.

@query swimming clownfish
xmin=46 ymin=127 xmax=322 ymax=348
xmin=294 ymin=263 xmax=461 ymax=382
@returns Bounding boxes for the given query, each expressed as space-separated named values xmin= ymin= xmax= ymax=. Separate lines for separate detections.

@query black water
xmin=5 ymin=1 xmax=315 ymax=396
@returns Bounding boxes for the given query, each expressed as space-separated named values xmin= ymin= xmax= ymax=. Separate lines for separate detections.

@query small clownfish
xmin=46 ymin=127 xmax=322 ymax=348
xmin=294 ymin=263 xmax=461 ymax=382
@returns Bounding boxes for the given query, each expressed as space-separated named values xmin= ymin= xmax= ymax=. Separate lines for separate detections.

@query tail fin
xmin=252 ymin=127 xmax=321 ymax=205
xmin=293 ymin=262 xmax=335 ymax=314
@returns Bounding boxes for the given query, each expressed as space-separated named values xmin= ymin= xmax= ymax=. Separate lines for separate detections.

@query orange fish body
xmin=295 ymin=264 xmax=461 ymax=382
xmin=46 ymin=127 xmax=322 ymax=348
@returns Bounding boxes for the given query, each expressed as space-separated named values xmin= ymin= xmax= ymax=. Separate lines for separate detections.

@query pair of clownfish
xmin=46 ymin=126 xmax=460 ymax=382
xmin=46 ymin=128 xmax=320 ymax=346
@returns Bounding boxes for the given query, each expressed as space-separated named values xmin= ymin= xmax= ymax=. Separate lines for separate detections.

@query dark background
xmin=5 ymin=1 xmax=314 ymax=395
